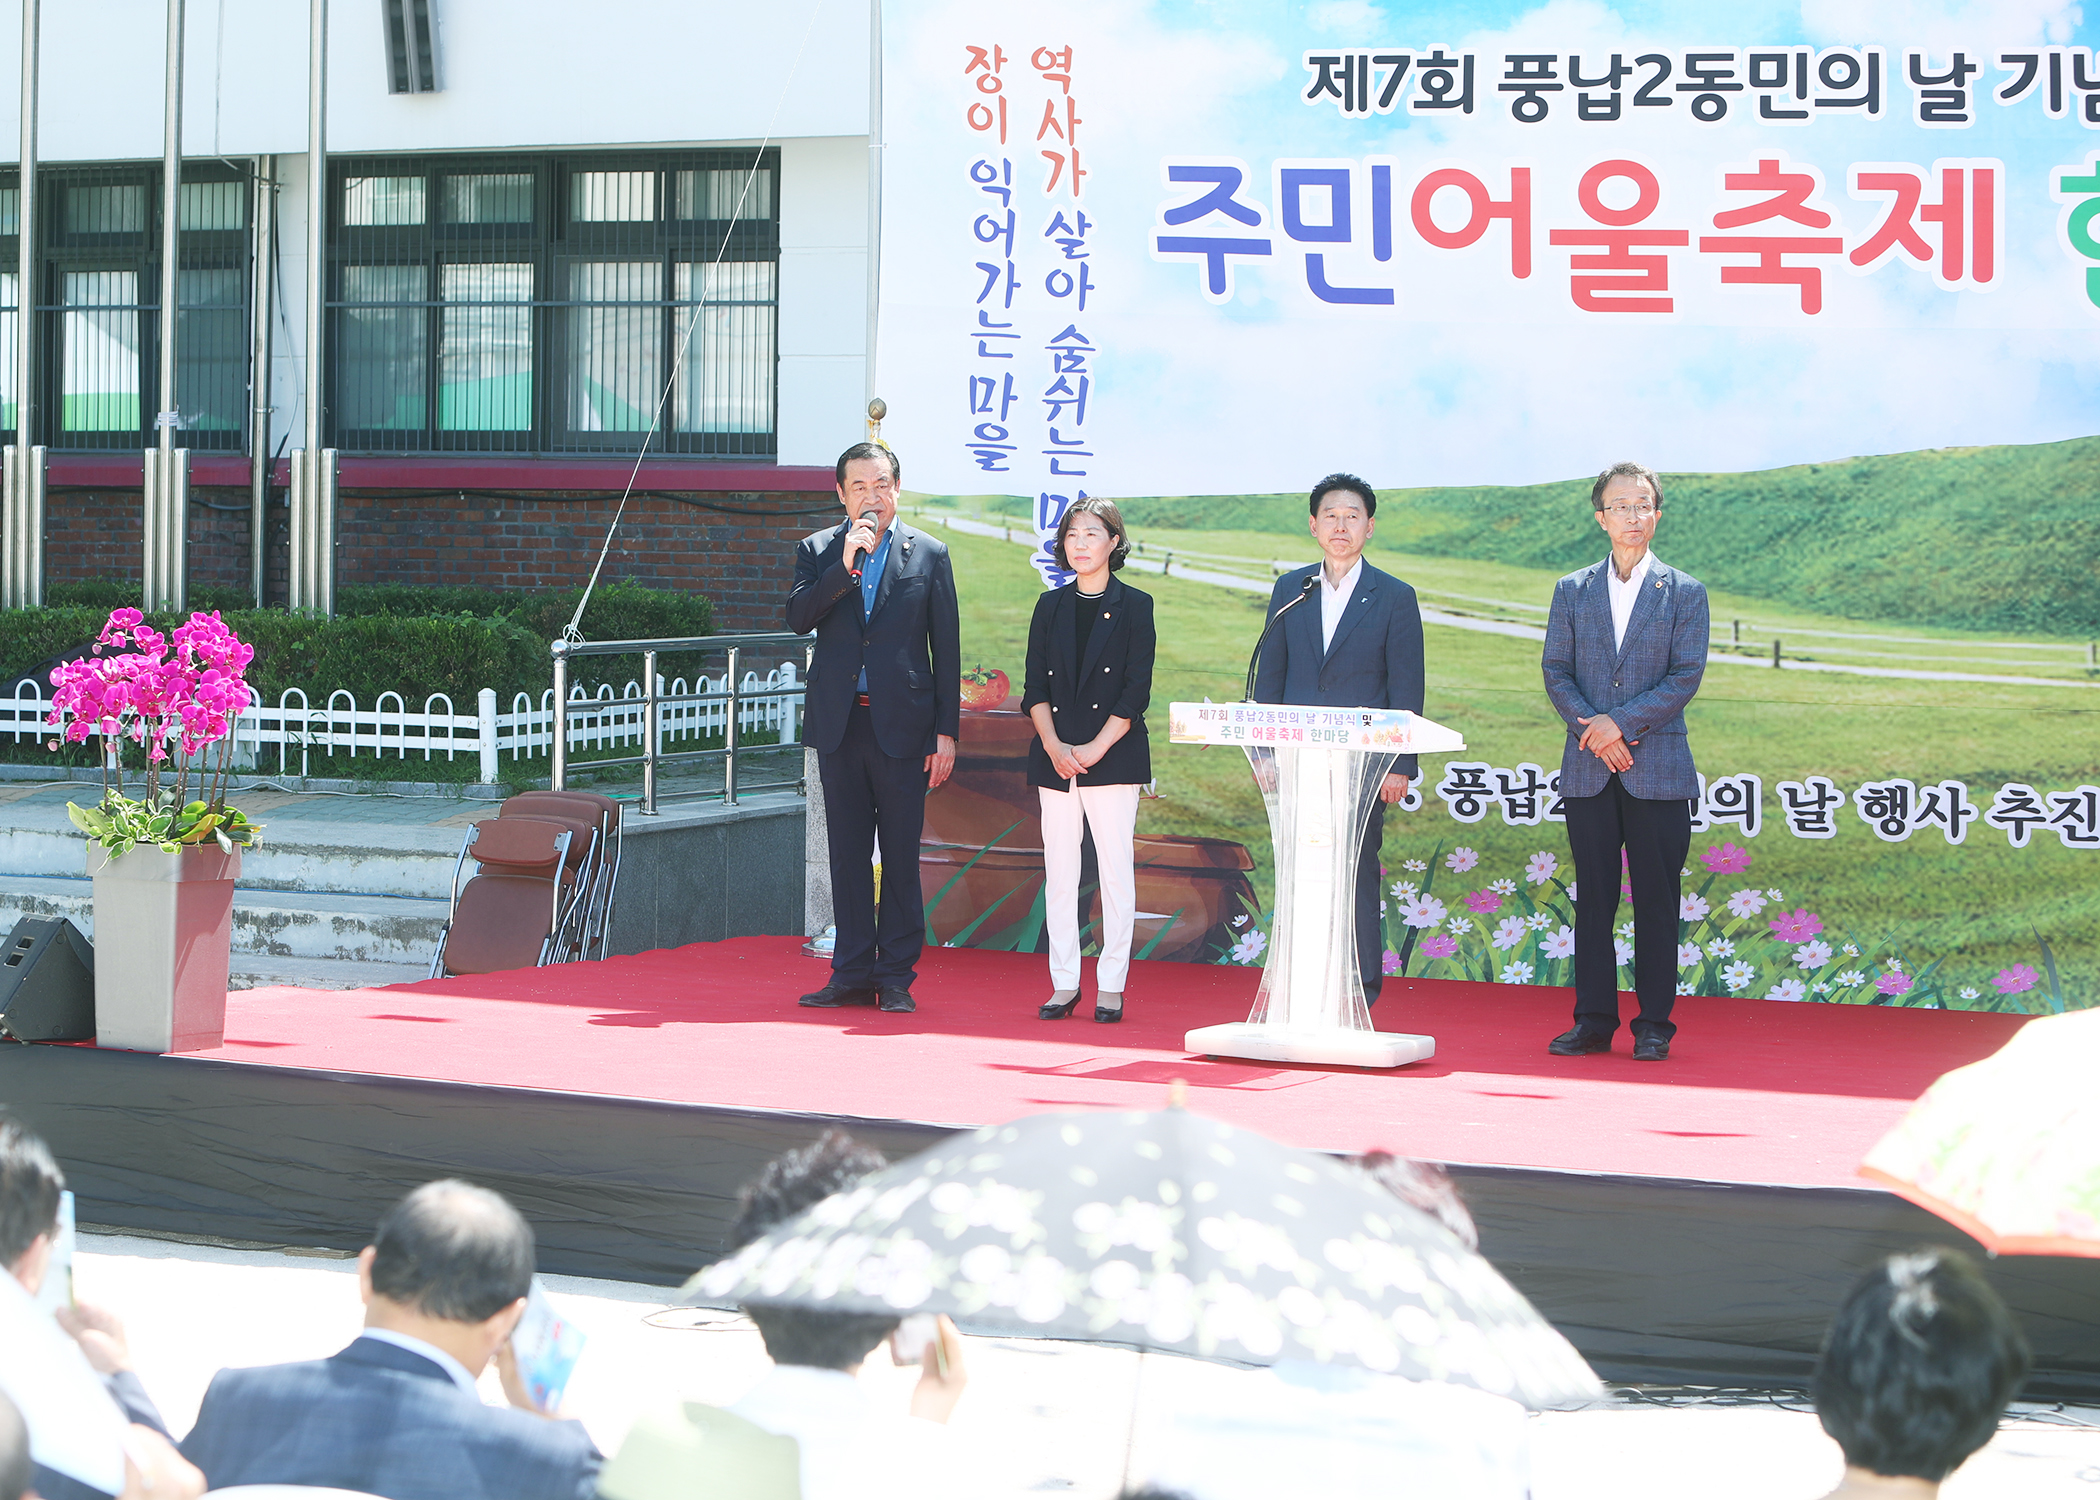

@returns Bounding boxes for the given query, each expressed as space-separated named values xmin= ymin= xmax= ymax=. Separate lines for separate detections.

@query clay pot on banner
xmin=1128 ymin=834 xmax=1258 ymax=962
xmin=922 ymin=707 xmax=1257 ymax=961
xmin=86 ymin=843 xmax=239 ymax=1052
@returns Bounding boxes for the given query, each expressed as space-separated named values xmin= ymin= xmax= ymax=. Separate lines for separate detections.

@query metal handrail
xmin=549 ymin=631 xmax=812 ymax=814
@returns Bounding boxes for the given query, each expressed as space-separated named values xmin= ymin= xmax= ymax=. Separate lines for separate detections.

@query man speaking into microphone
xmin=1251 ymin=473 xmax=1425 ymax=1006
xmin=788 ymin=442 xmax=959 ymax=1015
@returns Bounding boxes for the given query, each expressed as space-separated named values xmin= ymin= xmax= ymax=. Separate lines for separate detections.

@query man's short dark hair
xmin=1310 ymin=472 xmax=1376 ymax=518
xmin=368 ymin=1180 xmax=535 ymax=1324
xmin=834 ymin=441 xmax=901 ymax=488
xmin=1590 ymin=460 xmax=1664 ymax=511
xmin=732 ymin=1130 xmax=897 ymax=1371
xmin=0 ymin=1389 xmax=30 ymax=1500
xmin=1814 ymin=1248 xmax=2030 ymax=1482
xmin=1051 ymin=497 xmax=1132 ymax=574
xmin=0 ymin=1113 xmax=63 ymax=1270
xmin=1355 ymin=1150 xmax=1477 ymax=1251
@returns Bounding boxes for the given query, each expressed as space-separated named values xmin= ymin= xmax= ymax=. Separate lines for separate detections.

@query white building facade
xmin=0 ymin=0 xmax=879 ymax=613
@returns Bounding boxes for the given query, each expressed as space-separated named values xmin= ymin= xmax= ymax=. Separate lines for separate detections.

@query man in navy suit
xmin=788 ymin=443 xmax=961 ymax=1015
xmin=1541 ymin=461 xmax=1710 ymax=1062
xmin=1254 ymin=473 xmax=1426 ymax=1005
xmin=180 ymin=1180 xmax=601 ymax=1500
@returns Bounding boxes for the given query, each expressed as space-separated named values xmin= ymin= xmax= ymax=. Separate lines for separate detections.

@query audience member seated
xmin=2 ymin=1391 xmax=30 ymax=1500
xmin=1354 ymin=1149 xmax=1479 ymax=1249
xmin=597 ymin=1402 xmax=800 ymax=1500
xmin=609 ymin=1129 xmax=969 ymax=1500
xmin=179 ymin=1179 xmax=601 ymax=1500
xmin=1813 ymin=1247 xmax=2030 ymax=1499
xmin=0 ymin=1114 xmax=202 ymax=1500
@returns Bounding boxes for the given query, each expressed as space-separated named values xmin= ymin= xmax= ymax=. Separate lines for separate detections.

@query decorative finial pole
xmin=867 ymin=397 xmax=887 ymax=443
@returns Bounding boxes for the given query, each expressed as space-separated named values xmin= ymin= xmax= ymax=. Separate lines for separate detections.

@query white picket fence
xmin=2 ymin=662 xmax=804 ymax=785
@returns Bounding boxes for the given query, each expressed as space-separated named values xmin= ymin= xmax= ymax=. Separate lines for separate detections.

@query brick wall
xmin=50 ymin=487 xmax=279 ymax=600
xmin=42 ymin=486 xmax=843 ymax=631
xmin=334 ymin=490 xmax=839 ymax=631
xmin=48 ymin=490 xmax=145 ymax=583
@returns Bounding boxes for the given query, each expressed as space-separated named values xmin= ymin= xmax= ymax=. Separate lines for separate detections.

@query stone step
xmin=229 ymin=955 xmax=430 ymax=992
xmin=0 ymin=877 xmax=451 ymax=964
xmin=0 ymin=818 xmax=466 ymax=900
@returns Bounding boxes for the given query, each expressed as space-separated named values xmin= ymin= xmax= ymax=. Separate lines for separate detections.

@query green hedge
xmin=1 ymin=581 xmax=717 ymax=706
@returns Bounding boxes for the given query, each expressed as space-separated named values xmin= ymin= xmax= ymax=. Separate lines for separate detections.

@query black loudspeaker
xmin=0 ymin=917 xmax=95 ymax=1043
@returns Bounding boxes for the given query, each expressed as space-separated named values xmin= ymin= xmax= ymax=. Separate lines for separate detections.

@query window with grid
xmin=327 ymin=151 xmax=779 ymax=455
xmin=0 ymin=162 xmax=251 ymax=452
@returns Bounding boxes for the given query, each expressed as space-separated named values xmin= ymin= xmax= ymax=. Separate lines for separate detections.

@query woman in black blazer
xmin=1021 ymin=498 xmax=1155 ymax=1023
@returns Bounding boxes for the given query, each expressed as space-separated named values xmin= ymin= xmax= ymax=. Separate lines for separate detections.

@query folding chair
xmin=501 ymin=789 xmax=624 ymax=959
xmin=497 ymin=802 xmax=600 ymax=961
xmin=428 ymin=817 xmax=574 ymax=977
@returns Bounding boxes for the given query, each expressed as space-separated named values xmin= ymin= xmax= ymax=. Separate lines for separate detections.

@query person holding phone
xmin=0 ymin=1115 xmax=203 ymax=1500
xmin=180 ymin=1180 xmax=602 ymax=1500
xmin=1022 ymin=499 xmax=1156 ymax=1023
xmin=711 ymin=1132 xmax=969 ymax=1500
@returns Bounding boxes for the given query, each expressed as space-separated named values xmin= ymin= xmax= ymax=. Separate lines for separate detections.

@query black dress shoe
xmin=1547 ymin=1027 xmax=1613 ymax=1056
xmin=878 ymin=987 xmax=916 ymax=1014
xmin=1632 ymin=1035 xmax=1670 ymax=1062
xmin=1040 ymin=990 xmax=1080 ymax=1020
xmin=799 ymin=982 xmax=878 ymax=1008
xmin=1092 ymin=991 xmax=1123 ymax=1023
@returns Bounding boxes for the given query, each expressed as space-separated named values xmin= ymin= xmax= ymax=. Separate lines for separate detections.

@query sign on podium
xmin=1169 ymin=703 xmax=1467 ymax=1069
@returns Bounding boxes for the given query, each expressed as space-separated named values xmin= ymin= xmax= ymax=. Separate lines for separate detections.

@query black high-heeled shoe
xmin=1040 ymin=989 xmax=1081 ymax=1020
xmin=1092 ymin=991 xmax=1124 ymax=1023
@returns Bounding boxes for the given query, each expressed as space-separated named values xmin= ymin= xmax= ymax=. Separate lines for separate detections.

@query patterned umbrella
xmin=682 ymin=1106 xmax=1601 ymax=1409
xmin=1861 ymin=1006 xmax=2100 ymax=1258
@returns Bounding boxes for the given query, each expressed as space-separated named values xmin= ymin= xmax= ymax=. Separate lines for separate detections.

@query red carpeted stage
xmin=3 ymin=937 xmax=2095 ymax=1395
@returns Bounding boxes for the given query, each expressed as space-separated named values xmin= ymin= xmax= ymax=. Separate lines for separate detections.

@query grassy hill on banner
xmin=916 ymin=486 xmax=2100 ymax=1012
xmin=1070 ymin=435 xmax=2100 ymax=637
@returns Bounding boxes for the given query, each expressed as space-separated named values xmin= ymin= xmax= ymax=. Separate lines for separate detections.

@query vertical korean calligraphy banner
xmin=876 ymin=0 xmax=2100 ymax=1013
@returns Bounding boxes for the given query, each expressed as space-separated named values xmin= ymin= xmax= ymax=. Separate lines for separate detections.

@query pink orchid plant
xmin=49 ymin=608 xmax=265 ymax=856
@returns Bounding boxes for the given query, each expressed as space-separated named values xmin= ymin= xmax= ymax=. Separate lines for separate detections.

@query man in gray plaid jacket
xmin=1540 ymin=462 xmax=1710 ymax=1062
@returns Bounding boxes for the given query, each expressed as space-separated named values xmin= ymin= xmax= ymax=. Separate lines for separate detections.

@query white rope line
xmin=563 ymin=0 xmax=832 ymax=646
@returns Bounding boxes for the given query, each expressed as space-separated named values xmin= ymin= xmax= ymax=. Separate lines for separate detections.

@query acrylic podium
xmin=1168 ymin=702 xmax=1466 ymax=1069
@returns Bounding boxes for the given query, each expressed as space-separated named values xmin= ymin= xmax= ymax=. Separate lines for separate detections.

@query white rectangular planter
xmin=86 ymin=843 xmax=240 ymax=1053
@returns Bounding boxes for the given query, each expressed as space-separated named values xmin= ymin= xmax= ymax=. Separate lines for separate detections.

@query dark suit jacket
xmin=1253 ymin=560 xmax=1427 ymax=778
xmin=1541 ymin=556 xmax=1708 ymax=801
xmin=787 ymin=519 xmax=961 ymax=758
xmin=1019 ymin=576 xmax=1155 ymax=789
xmin=178 ymin=1336 xmax=602 ymax=1500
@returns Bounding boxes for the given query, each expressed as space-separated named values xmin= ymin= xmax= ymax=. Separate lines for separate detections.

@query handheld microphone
xmin=846 ymin=509 xmax=878 ymax=582
xmin=1243 ymin=571 xmax=1320 ymax=702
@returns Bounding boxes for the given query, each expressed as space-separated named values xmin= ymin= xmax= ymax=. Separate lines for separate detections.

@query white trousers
xmin=1038 ymin=781 xmax=1142 ymax=991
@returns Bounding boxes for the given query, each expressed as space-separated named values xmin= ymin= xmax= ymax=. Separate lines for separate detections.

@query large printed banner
xmin=880 ymin=0 xmax=2100 ymax=508
xmin=876 ymin=1 xmax=2100 ymax=1013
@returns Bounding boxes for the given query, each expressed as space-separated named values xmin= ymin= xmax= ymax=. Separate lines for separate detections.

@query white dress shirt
xmin=730 ymin=1364 xmax=961 ymax=1500
xmin=1318 ymin=556 xmax=1365 ymax=652
xmin=356 ymin=1327 xmax=484 ymax=1397
xmin=0 ymin=1268 xmax=131 ymax=1497
xmin=1605 ymin=549 xmax=1656 ymax=652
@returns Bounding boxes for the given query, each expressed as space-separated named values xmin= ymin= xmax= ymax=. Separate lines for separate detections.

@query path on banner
xmin=925 ymin=513 xmax=2100 ymax=691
